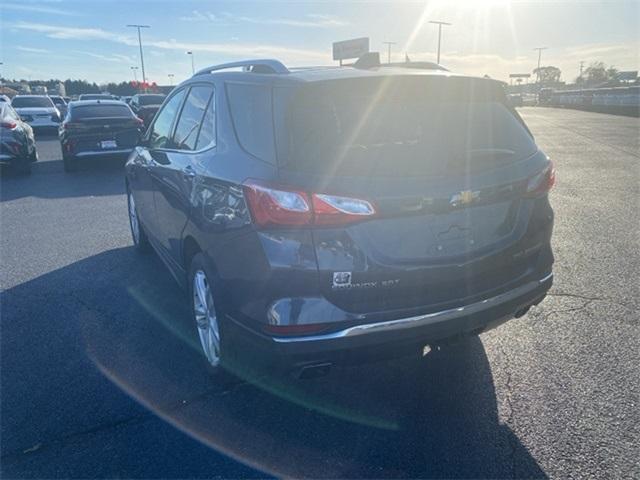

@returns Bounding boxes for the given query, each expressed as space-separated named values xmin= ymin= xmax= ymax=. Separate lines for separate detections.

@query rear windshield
xmin=139 ymin=95 xmax=165 ymax=106
xmin=71 ymin=105 xmax=133 ymax=119
xmin=12 ymin=97 xmax=53 ymax=108
xmin=279 ymin=77 xmax=537 ymax=176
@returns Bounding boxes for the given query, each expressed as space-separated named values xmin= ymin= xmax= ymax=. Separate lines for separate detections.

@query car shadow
xmin=1 ymin=246 xmax=546 ymax=479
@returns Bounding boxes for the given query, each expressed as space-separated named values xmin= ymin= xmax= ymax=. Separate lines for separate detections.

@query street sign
xmin=509 ymin=73 xmax=531 ymax=78
xmin=333 ymin=37 xmax=370 ymax=61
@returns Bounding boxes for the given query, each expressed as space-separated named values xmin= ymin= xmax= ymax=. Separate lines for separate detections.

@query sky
xmin=1 ymin=0 xmax=638 ymax=85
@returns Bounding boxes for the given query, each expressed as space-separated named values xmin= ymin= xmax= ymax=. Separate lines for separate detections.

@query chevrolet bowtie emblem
xmin=450 ymin=190 xmax=479 ymax=206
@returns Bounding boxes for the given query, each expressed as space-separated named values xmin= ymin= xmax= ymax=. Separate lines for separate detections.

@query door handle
xmin=182 ymin=165 xmax=196 ymax=179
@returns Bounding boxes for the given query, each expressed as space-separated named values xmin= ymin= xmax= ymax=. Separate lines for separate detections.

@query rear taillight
xmin=312 ymin=194 xmax=377 ymax=225
xmin=526 ymin=160 xmax=556 ymax=197
xmin=242 ymin=181 xmax=312 ymax=227
xmin=0 ymin=121 xmax=17 ymax=130
xmin=242 ymin=180 xmax=377 ymax=228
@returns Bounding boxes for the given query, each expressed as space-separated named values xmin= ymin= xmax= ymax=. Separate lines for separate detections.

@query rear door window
xmin=148 ymin=90 xmax=186 ymax=150
xmin=173 ymin=86 xmax=213 ymax=151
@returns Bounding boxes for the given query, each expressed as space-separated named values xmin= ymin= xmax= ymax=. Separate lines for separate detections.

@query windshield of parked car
xmin=11 ymin=96 xmax=54 ymax=108
xmin=71 ymin=105 xmax=133 ymax=119
xmin=280 ymin=77 xmax=537 ymax=176
xmin=138 ymin=95 xmax=165 ymax=106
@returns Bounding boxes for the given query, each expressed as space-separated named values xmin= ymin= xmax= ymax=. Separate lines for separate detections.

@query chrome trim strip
xmin=76 ymin=149 xmax=133 ymax=158
xmin=272 ymin=274 xmax=553 ymax=344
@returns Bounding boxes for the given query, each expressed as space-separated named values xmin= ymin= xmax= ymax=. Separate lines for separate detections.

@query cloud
xmin=563 ymin=42 xmax=639 ymax=58
xmin=2 ymin=3 xmax=80 ymax=16
xmin=17 ymin=46 xmax=50 ymax=53
xmin=179 ymin=10 xmax=349 ymax=28
xmin=146 ymin=39 xmax=327 ymax=64
xmin=408 ymin=41 xmax=640 ymax=82
xmin=14 ymin=22 xmax=135 ymax=44
xmin=179 ymin=10 xmax=217 ymax=22
xmin=74 ymin=51 xmax=136 ymax=64
xmin=14 ymin=21 xmax=328 ymax=65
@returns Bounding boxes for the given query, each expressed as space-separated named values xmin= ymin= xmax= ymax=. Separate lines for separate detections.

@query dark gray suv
xmin=125 ymin=58 xmax=555 ymax=377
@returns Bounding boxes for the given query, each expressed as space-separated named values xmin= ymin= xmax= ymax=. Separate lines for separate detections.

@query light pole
xmin=130 ymin=66 xmax=139 ymax=83
xmin=126 ymin=24 xmax=150 ymax=85
xmin=429 ymin=20 xmax=451 ymax=65
xmin=168 ymin=73 xmax=175 ymax=86
xmin=533 ymin=47 xmax=548 ymax=86
xmin=186 ymin=51 xmax=195 ymax=75
xmin=382 ymin=41 xmax=396 ymax=64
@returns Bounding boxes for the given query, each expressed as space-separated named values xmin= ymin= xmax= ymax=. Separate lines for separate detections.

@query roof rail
xmin=194 ymin=59 xmax=289 ymax=76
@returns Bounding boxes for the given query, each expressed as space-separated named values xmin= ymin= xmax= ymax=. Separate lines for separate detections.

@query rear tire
xmin=127 ymin=189 xmax=151 ymax=252
xmin=188 ymin=253 xmax=234 ymax=380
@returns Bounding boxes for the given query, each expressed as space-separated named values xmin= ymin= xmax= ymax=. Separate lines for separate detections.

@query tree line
xmin=532 ymin=62 xmax=629 ymax=87
xmin=0 ymin=78 xmax=156 ymax=96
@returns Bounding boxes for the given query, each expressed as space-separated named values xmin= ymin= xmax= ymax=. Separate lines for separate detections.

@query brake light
xmin=312 ymin=194 xmax=376 ymax=225
xmin=242 ymin=180 xmax=377 ymax=228
xmin=242 ymin=181 xmax=312 ymax=227
xmin=0 ymin=121 xmax=17 ymax=129
xmin=526 ymin=160 xmax=556 ymax=197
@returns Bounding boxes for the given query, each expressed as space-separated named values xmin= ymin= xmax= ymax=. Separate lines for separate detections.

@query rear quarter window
xmin=226 ymin=83 xmax=275 ymax=164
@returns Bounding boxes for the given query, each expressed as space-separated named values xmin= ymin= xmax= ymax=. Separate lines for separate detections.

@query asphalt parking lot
xmin=1 ymin=107 xmax=638 ymax=479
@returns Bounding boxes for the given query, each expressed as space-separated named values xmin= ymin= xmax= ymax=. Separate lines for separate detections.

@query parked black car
xmin=60 ymin=100 xmax=144 ymax=172
xmin=125 ymin=59 xmax=555 ymax=378
xmin=129 ymin=94 xmax=165 ymax=126
xmin=0 ymin=102 xmax=37 ymax=174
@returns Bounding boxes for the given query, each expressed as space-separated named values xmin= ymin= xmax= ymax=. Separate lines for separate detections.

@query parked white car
xmin=11 ymin=95 xmax=61 ymax=129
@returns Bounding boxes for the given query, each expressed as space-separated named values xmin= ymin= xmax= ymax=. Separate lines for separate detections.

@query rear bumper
xmin=227 ymin=272 xmax=553 ymax=369
xmin=0 ymin=142 xmax=30 ymax=164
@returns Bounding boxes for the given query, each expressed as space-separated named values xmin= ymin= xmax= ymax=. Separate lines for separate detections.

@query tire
xmin=188 ymin=253 xmax=233 ymax=378
xmin=63 ymin=155 xmax=78 ymax=173
xmin=127 ymin=189 xmax=151 ymax=252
